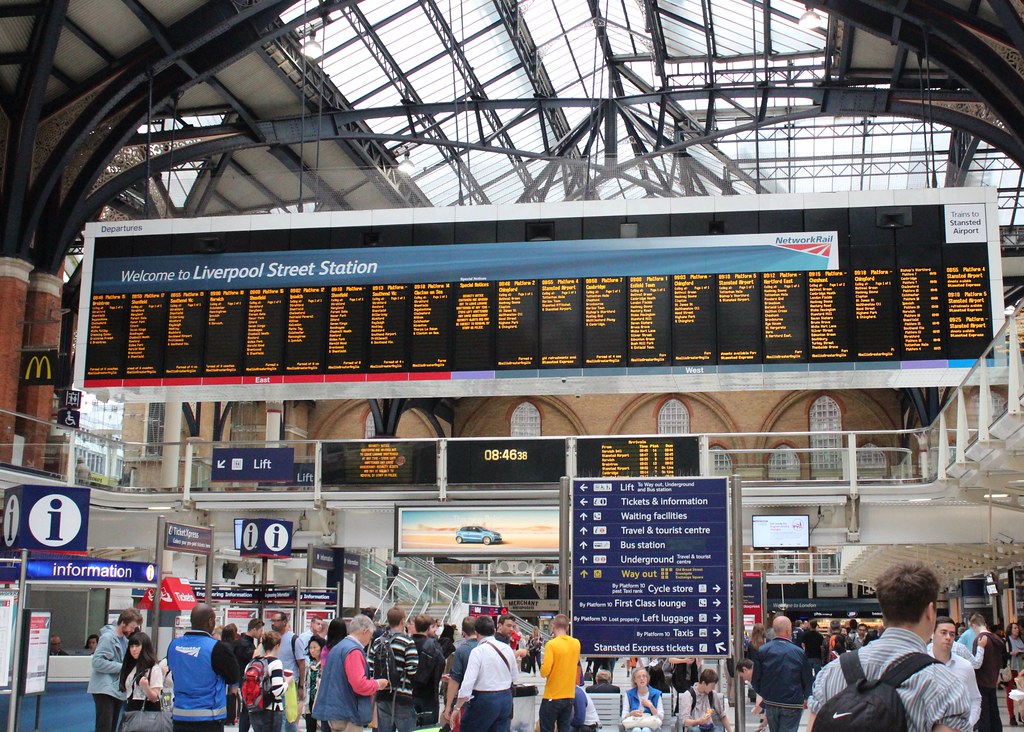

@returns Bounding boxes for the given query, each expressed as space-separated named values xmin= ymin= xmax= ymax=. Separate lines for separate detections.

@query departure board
xmin=540 ymin=279 xmax=582 ymax=367
xmin=86 ymin=293 xmax=129 ymax=378
xmin=321 ymin=441 xmax=437 ymax=485
xmin=673 ymin=274 xmax=716 ymax=363
xmin=853 ymin=270 xmax=897 ymax=359
xmin=285 ymin=287 xmax=327 ymax=373
xmin=204 ymin=290 xmax=246 ymax=375
xmin=808 ymin=271 xmax=852 ymax=360
xmin=446 ymin=439 xmax=566 ymax=483
xmin=629 ymin=276 xmax=671 ymax=364
xmin=454 ymin=281 xmax=494 ymax=371
xmin=165 ymin=291 xmax=207 ymax=377
xmin=762 ymin=272 xmax=806 ymax=362
xmin=717 ymin=273 xmax=762 ymax=363
xmin=326 ymin=285 xmax=367 ymax=372
xmin=583 ymin=277 xmax=627 ymax=366
xmin=80 ymin=201 xmax=998 ymax=391
xmin=576 ymin=437 xmax=700 ymax=477
xmin=496 ymin=280 xmax=538 ymax=368
xmin=410 ymin=282 xmax=451 ymax=371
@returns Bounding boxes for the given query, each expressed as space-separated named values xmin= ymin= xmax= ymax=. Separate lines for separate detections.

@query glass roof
xmin=152 ymin=0 xmax=1024 ymax=223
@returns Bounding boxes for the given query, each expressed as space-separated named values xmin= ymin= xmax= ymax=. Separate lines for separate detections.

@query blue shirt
xmin=449 ymin=638 xmax=478 ymax=684
xmin=752 ymin=636 xmax=813 ymax=708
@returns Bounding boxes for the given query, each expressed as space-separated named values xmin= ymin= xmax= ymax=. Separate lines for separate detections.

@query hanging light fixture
xmin=398 ymin=153 xmax=416 ymax=175
xmin=799 ymin=7 xmax=822 ymax=29
xmin=301 ymin=28 xmax=323 ymax=59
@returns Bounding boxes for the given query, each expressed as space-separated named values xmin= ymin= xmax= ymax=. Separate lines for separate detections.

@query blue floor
xmin=0 ymin=682 xmax=94 ymax=732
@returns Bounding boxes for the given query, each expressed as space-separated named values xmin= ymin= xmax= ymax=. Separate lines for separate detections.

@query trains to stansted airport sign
xmin=75 ymin=194 xmax=1000 ymax=401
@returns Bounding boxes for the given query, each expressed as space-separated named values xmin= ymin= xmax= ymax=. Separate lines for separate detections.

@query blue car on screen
xmin=455 ymin=526 xmax=502 ymax=545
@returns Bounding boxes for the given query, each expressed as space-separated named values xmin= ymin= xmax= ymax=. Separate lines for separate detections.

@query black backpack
xmin=412 ymin=637 xmax=443 ymax=686
xmin=369 ymin=631 xmax=404 ymax=688
xmin=813 ymin=651 xmax=938 ymax=731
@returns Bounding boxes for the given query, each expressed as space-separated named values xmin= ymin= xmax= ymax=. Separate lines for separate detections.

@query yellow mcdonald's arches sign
xmin=20 ymin=349 xmax=58 ymax=386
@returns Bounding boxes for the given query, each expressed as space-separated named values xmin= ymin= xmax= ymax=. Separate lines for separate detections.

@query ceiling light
xmin=146 ymin=506 xmax=174 ymax=511
xmin=986 ymin=493 xmax=1010 ymax=499
xmin=301 ymin=32 xmax=323 ymax=59
xmin=398 ymin=154 xmax=416 ymax=175
xmin=799 ymin=8 xmax=822 ymax=29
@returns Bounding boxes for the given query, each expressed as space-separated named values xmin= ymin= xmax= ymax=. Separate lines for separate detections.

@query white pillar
xmin=266 ymin=401 xmax=283 ymax=444
xmin=161 ymin=401 xmax=183 ymax=490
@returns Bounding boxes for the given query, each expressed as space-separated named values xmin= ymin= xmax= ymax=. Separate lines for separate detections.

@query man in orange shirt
xmin=540 ymin=614 xmax=581 ymax=732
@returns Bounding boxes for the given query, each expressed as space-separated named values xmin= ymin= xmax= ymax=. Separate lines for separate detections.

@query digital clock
xmin=447 ymin=439 xmax=565 ymax=484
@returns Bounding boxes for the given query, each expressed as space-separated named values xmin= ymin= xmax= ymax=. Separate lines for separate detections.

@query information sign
xmin=310 ymin=546 xmax=335 ymax=571
xmin=212 ymin=447 xmax=295 ymax=482
xmin=571 ymin=477 xmax=730 ymax=656
xmin=2 ymin=485 xmax=91 ymax=553
xmin=238 ymin=519 xmax=293 ymax=558
xmin=26 ymin=558 xmax=156 ymax=585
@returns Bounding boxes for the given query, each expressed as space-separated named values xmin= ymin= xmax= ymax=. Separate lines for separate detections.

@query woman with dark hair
xmin=318 ymin=617 xmax=348 ymax=667
xmin=304 ymin=635 xmax=326 ymax=732
xmin=438 ymin=623 xmax=456 ymax=658
xmin=118 ymin=632 xmax=163 ymax=713
xmin=221 ymin=625 xmax=240 ymax=724
xmin=85 ymin=634 xmax=99 ymax=652
xmin=247 ymin=631 xmax=288 ymax=732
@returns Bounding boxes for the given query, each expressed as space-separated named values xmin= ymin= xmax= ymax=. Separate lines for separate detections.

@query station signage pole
xmin=6 ymin=548 xmax=27 ymax=732
xmin=152 ymin=516 xmax=164 ymax=652
xmin=559 ymin=477 xmax=570 ymax=616
xmin=730 ymin=475 xmax=745 ymax=732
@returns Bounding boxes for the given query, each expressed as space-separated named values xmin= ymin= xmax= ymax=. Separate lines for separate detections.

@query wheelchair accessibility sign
xmin=2 ymin=485 xmax=90 ymax=553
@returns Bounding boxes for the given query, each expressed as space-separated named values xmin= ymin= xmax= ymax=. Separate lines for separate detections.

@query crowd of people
xmin=82 ymin=568 xmax=1024 ymax=732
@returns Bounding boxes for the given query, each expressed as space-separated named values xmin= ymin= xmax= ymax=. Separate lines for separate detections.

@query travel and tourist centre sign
xmin=571 ymin=477 xmax=730 ymax=656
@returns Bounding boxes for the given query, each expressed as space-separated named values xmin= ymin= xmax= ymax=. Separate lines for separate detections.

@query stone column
xmin=17 ymin=271 xmax=63 ymax=471
xmin=0 ymin=258 xmax=33 ymax=463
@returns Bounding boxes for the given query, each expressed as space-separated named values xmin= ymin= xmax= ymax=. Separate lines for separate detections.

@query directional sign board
xmin=572 ymin=476 xmax=730 ymax=657
xmin=211 ymin=447 xmax=294 ymax=483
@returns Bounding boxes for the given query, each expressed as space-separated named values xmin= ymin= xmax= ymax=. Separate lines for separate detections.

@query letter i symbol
xmin=47 ymin=499 xmax=63 ymax=541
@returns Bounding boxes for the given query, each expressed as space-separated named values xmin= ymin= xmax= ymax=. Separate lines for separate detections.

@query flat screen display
xmin=751 ymin=514 xmax=809 ymax=549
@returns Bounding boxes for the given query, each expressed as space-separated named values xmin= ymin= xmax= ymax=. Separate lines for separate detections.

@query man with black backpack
xmin=410 ymin=614 xmax=445 ymax=726
xmin=369 ymin=607 xmax=419 ymax=732
xmin=807 ymin=562 xmax=972 ymax=732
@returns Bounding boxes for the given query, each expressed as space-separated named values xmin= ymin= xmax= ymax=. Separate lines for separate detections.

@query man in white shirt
xmin=453 ymin=616 xmax=519 ymax=732
xmin=298 ymin=615 xmax=325 ymax=652
xmin=931 ymin=616 xmax=982 ymax=729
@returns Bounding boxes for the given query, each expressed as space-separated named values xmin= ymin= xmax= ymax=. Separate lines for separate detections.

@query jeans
xmin=239 ymin=704 xmax=251 ymax=732
xmin=807 ymin=658 xmax=822 ymax=677
xmin=94 ymin=693 xmax=122 ymax=732
xmin=763 ymin=704 xmax=802 ymax=732
xmin=252 ymin=710 xmax=283 ymax=732
xmin=377 ymin=695 xmax=417 ymax=732
xmin=280 ymin=715 xmax=299 ymax=732
xmin=540 ymin=698 xmax=574 ymax=732
xmin=461 ymin=691 xmax=512 ymax=732
xmin=978 ymin=686 xmax=1004 ymax=732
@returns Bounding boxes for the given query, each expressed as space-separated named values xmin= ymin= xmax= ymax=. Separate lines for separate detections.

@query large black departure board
xmin=81 ymin=200 xmax=997 ymax=388
xmin=321 ymin=441 xmax=437 ymax=485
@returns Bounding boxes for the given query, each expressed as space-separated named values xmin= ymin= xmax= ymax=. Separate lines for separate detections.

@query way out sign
xmin=3 ymin=485 xmax=90 ymax=553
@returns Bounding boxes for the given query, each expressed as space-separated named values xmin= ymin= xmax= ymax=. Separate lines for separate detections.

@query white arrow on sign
xmin=713 ymin=584 xmax=721 ymax=592
xmin=580 ymin=527 xmax=588 ymax=534
xmin=579 ymin=541 xmax=588 ymax=549
xmin=578 ymin=556 xmax=588 ymax=563
xmin=579 ymin=513 xmax=588 ymax=521
xmin=715 ymin=642 xmax=727 ymax=653
xmin=713 ymin=599 xmax=721 ymax=607
xmin=579 ymin=484 xmax=588 ymax=491
xmin=579 ymin=498 xmax=588 ymax=506
xmin=714 ymin=629 xmax=722 ymax=637
xmin=216 ymin=460 xmax=226 ymax=469
xmin=713 ymin=614 xmax=722 ymax=622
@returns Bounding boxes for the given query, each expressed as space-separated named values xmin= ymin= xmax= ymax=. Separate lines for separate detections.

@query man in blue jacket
xmin=88 ymin=607 xmax=142 ymax=732
xmin=751 ymin=616 xmax=812 ymax=732
xmin=167 ymin=603 xmax=240 ymax=731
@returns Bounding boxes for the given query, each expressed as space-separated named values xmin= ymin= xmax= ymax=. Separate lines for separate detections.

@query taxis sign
xmin=20 ymin=350 xmax=58 ymax=386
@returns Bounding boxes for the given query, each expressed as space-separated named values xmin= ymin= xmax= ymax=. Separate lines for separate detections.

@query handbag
xmin=1001 ymin=666 xmax=1014 ymax=684
xmin=622 ymin=715 xmax=661 ymax=730
xmin=285 ymin=680 xmax=300 ymax=723
xmin=119 ymin=708 xmax=172 ymax=732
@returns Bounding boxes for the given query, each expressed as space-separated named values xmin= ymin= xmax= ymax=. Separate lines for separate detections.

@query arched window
xmin=856 ymin=442 xmax=887 ymax=473
xmin=711 ymin=446 xmax=733 ymax=476
xmin=364 ymin=412 xmax=376 ymax=439
xmin=657 ymin=399 xmax=690 ymax=434
xmin=768 ymin=446 xmax=800 ymax=478
xmin=511 ymin=402 xmax=541 ymax=437
xmin=809 ymin=396 xmax=842 ymax=473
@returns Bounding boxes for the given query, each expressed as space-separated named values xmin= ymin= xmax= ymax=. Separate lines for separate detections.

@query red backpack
xmin=240 ymin=658 xmax=273 ymax=711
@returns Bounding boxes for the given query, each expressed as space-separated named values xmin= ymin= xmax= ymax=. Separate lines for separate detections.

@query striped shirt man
xmin=808 ymin=627 xmax=972 ymax=732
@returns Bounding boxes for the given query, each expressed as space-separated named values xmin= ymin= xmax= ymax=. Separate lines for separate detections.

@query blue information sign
xmin=238 ymin=518 xmax=293 ymax=558
xmin=571 ymin=477 xmax=730 ymax=657
xmin=165 ymin=522 xmax=213 ymax=555
xmin=26 ymin=558 xmax=156 ymax=585
xmin=310 ymin=546 xmax=335 ymax=571
xmin=2 ymin=485 xmax=91 ymax=553
xmin=211 ymin=447 xmax=295 ymax=482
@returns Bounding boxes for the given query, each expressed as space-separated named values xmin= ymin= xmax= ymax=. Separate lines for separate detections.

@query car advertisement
xmin=396 ymin=505 xmax=559 ymax=556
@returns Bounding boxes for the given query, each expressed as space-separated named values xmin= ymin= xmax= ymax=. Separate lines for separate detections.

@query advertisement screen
xmin=751 ymin=514 xmax=809 ymax=549
xmin=396 ymin=505 xmax=559 ymax=557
